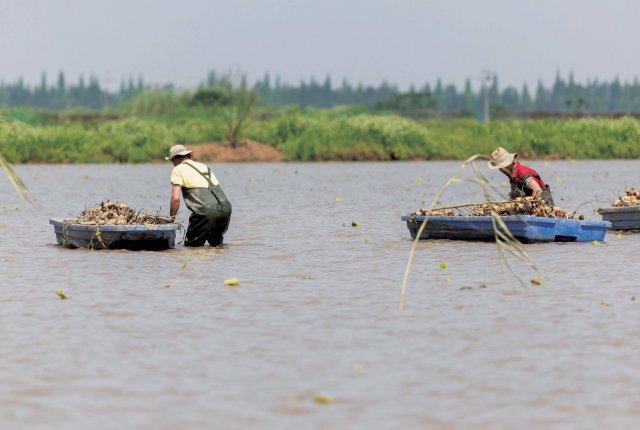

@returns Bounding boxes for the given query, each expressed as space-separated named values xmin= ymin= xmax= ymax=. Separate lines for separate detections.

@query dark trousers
xmin=185 ymin=212 xmax=230 ymax=247
xmin=182 ymin=186 xmax=232 ymax=247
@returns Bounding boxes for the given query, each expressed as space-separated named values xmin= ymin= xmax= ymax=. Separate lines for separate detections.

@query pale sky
xmin=0 ymin=0 xmax=638 ymax=91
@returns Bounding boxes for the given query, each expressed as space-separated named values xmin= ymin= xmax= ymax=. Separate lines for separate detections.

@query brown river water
xmin=1 ymin=161 xmax=640 ymax=429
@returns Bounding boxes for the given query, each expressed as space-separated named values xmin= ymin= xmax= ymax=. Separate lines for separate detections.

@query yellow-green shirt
xmin=170 ymin=161 xmax=220 ymax=188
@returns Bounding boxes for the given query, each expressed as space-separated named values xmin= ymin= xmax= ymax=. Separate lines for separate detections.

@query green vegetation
xmin=1 ymin=104 xmax=639 ymax=163
xmin=1 ymin=72 xmax=639 ymax=164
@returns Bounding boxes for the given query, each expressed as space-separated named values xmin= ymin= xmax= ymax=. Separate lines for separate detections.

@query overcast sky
xmin=0 ymin=0 xmax=638 ymax=91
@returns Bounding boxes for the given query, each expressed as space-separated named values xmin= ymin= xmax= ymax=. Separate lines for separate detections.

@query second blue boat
xmin=401 ymin=215 xmax=610 ymax=243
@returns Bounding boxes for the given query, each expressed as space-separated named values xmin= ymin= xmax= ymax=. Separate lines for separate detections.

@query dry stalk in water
xmin=0 ymin=154 xmax=37 ymax=209
xmin=399 ymin=154 xmax=542 ymax=311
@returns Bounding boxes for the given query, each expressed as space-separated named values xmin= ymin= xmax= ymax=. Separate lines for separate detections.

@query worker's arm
xmin=524 ymin=177 xmax=543 ymax=199
xmin=169 ymin=185 xmax=181 ymax=217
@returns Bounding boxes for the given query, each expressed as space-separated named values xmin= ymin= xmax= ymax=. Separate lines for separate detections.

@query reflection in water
xmin=1 ymin=161 xmax=640 ymax=429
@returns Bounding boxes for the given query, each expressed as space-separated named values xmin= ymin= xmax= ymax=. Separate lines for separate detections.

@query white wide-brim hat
xmin=165 ymin=144 xmax=193 ymax=161
xmin=488 ymin=147 xmax=518 ymax=169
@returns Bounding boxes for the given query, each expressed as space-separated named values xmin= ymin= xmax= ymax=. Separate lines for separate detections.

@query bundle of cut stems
xmin=413 ymin=197 xmax=577 ymax=219
xmin=69 ymin=201 xmax=173 ymax=225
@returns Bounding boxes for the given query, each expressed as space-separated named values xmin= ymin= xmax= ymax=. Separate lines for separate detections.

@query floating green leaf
xmin=224 ymin=277 xmax=240 ymax=286
xmin=313 ymin=394 xmax=334 ymax=404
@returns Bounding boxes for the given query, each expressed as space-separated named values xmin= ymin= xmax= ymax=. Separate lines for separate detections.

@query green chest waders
xmin=181 ymin=162 xmax=232 ymax=246
xmin=510 ymin=181 xmax=555 ymax=207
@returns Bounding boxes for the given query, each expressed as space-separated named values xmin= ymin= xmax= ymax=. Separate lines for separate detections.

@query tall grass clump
xmin=256 ymin=112 xmax=435 ymax=161
xmin=0 ymin=118 xmax=175 ymax=163
xmin=423 ymin=117 xmax=640 ymax=159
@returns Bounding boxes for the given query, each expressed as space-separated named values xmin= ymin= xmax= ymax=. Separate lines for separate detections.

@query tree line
xmin=2 ymin=70 xmax=640 ymax=117
xmin=0 ymin=72 xmax=146 ymax=110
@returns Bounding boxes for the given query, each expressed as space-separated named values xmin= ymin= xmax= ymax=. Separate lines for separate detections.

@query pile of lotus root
xmin=70 ymin=201 xmax=173 ymax=225
xmin=414 ymin=197 xmax=579 ymax=219
xmin=612 ymin=188 xmax=640 ymax=207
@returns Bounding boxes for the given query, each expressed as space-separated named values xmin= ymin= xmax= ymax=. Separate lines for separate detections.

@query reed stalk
xmin=0 ymin=153 xmax=37 ymax=209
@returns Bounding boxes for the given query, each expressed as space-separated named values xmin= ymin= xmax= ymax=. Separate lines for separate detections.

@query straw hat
xmin=488 ymin=147 xmax=518 ymax=169
xmin=165 ymin=144 xmax=192 ymax=161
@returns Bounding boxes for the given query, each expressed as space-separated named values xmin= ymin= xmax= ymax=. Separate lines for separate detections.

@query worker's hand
xmin=531 ymin=189 xmax=542 ymax=199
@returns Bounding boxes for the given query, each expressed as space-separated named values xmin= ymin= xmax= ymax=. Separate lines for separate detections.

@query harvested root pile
xmin=414 ymin=197 xmax=580 ymax=219
xmin=612 ymin=188 xmax=640 ymax=207
xmin=69 ymin=201 xmax=173 ymax=226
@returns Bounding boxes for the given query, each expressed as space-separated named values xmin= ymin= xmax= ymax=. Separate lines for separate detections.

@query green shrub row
xmin=1 ymin=109 xmax=639 ymax=163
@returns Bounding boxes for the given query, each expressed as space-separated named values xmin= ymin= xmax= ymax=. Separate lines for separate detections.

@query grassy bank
xmin=1 ymin=107 xmax=639 ymax=163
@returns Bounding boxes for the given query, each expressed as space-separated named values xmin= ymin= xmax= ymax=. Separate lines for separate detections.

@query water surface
xmin=1 ymin=161 xmax=639 ymax=429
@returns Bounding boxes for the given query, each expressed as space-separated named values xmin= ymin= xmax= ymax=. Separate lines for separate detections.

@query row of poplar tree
xmin=1 ymin=70 xmax=640 ymax=116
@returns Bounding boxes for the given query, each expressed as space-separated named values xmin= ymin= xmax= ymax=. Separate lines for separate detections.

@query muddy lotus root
xmin=414 ymin=197 xmax=576 ymax=219
xmin=70 ymin=201 xmax=173 ymax=225
xmin=612 ymin=188 xmax=640 ymax=207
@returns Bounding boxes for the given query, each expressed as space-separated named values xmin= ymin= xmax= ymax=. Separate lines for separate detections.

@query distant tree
xmin=534 ymin=80 xmax=547 ymax=110
xmin=634 ymin=78 xmax=640 ymax=111
xmin=567 ymin=71 xmax=577 ymax=103
xmin=374 ymin=91 xmax=434 ymax=116
xmin=206 ymin=71 xmax=218 ymax=87
xmin=501 ymin=86 xmax=519 ymax=111
xmin=195 ymin=74 xmax=258 ymax=148
xmin=434 ymin=78 xmax=444 ymax=109
xmin=39 ymin=72 xmax=47 ymax=92
xmin=551 ymin=71 xmax=566 ymax=110
xmin=319 ymin=78 xmax=328 ymax=103
xmin=609 ymin=77 xmax=621 ymax=111
xmin=521 ymin=83 xmax=532 ymax=111
xmin=189 ymin=88 xmax=231 ymax=107
xmin=57 ymin=71 xmax=66 ymax=93
xmin=443 ymin=84 xmax=458 ymax=111
xmin=463 ymin=79 xmax=475 ymax=113
xmin=490 ymin=74 xmax=500 ymax=105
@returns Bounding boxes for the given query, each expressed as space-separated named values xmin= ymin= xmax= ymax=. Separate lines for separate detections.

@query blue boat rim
xmin=49 ymin=218 xmax=179 ymax=231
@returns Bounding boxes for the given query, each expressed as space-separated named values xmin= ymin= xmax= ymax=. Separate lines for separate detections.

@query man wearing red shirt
xmin=488 ymin=147 xmax=555 ymax=206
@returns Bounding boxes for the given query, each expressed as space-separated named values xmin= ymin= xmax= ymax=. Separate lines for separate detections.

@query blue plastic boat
xmin=401 ymin=215 xmax=610 ymax=243
xmin=49 ymin=219 xmax=179 ymax=250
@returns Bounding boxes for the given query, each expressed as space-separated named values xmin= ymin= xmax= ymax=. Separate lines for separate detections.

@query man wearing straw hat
xmin=488 ymin=147 xmax=555 ymax=206
xmin=167 ymin=144 xmax=232 ymax=246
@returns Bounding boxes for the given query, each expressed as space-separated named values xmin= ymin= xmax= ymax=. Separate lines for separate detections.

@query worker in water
xmin=167 ymin=144 xmax=232 ymax=246
xmin=488 ymin=147 xmax=555 ymax=206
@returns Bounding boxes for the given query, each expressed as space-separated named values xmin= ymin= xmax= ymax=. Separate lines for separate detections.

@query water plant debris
xmin=611 ymin=188 xmax=640 ymax=207
xmin=313 ymin=394 xmax=335 ymax=404
xmin=224 ymin=277 xmax=241 ymax=286
xmin=68 ymin=201 xmax=173 ymax=226
xmin=412 ymin=196 xmax=579 ymax=219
